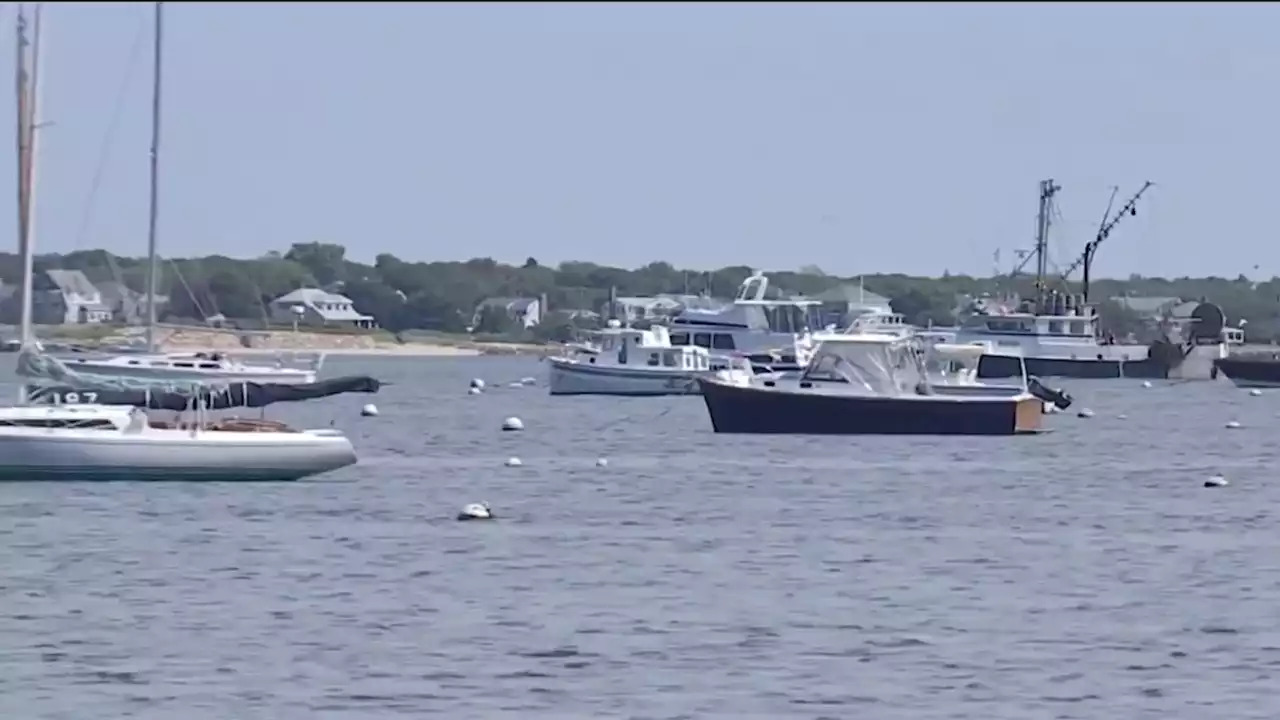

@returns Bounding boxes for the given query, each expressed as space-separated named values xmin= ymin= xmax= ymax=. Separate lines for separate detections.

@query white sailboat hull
xmin=548 ymin=358 xmax=703 ymax=396
xmin=0 ymin=424 xmax=356 ymax=481
xmin=58 ymin=355 xmax=318 ymax=384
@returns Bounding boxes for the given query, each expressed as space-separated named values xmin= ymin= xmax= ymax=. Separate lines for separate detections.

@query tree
xmin=6 ymin=245 xmax=1280 ymax=342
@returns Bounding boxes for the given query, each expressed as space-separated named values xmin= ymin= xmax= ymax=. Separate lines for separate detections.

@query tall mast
xmin=14 ymin=6 xmax=29 ymax=334
xmin=1033 ymin=178 xmax=1060 ymax=312
xmin=19 ymin=3 xmax=45 ymax=348
xmin=144 ymin=1 xmax=163 ymax=352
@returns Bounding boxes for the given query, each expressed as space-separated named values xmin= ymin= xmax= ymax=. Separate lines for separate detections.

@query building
xmin=472 ymin=297 xmax=542 ymax=330
xmin=269 ymin=288 xmax=376 ymax=329
xmin=30 ymin=269 xmax=113 ymax=325
xmin=1109 ymin=295 xmax=1182 ymax=319
xmin=812 ymin=283 xmax=893 ymax=327
xmin=96 ymin=280 xmax=168 ymax=325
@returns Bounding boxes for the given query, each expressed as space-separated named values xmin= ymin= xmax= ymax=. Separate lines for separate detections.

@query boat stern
xmin=1013 ymin=395 xmax=1045 ymax=434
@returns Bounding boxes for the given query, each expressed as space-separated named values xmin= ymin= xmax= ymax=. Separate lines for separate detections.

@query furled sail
xmin=25 ymin=375 xmax=381 ymax=411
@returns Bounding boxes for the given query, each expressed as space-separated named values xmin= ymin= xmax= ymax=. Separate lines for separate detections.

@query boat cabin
xmin=669 ymin=270 xmax=823 ymax=337
xmin=797 ymin=333 xmax=928 ymax=394
xmin=584 ymin=324 xmax=715 ymax=371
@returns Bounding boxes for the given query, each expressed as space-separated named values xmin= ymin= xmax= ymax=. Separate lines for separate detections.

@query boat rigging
xmin=1057 ymin=181 xmax=1154 ymax=302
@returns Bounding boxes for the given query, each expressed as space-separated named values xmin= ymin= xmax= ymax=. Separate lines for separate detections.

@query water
xmin=2 ymin=355 xmax=1279 ymax=718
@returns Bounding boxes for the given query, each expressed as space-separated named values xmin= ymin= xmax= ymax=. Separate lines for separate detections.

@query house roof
xmin=273 ymin=287 xmax=371 ymax=320
xmin=615 ymin=296 xmax=681 ymax=309
xmin=478 ymin=296 xmax=538 ymax=313
xmin=274 ymin=287 xmax=354 ymax=306
xmin=1110 ymin=295 xmax=1181 ymax=314
xmin=45 ymin=269 xmax=100 ymax=298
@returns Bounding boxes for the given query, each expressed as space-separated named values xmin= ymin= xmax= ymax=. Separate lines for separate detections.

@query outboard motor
xmin=1027 ymin=376 xmax=1073 ymax=411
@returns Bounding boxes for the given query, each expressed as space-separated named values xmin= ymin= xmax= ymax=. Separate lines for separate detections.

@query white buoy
xmin=1204 ymin=475 xmax=1229 ymax=488
xmin=1141 ymin=380 xmax=1153 ymax=389
xmin=1250 ymin=389 xmax=1263 ymax=397
xmin=1117 ymin=413 xmax=1128 ymax=420
xmin=1226 ymin=420 xmax=1241 ymax=429
xmin=596 ymin=458 xmax=608 ymax=468
xmin=360 ymin=404 xmax=379 ymax=417
xmin=468 ymin=387 xmax=482 ymax=396
xmin=470 ymin=378 xmax=486 ymax=390
xmin=505 ymin=457 xmax=523 ymax=467
xmin=521 ymin=376 xmax=537 ymax=386
xmin=502 ymin=417 xmax=524 ymax=432
xmin=457 ymin=502 xmax=495 ymax=520
xmin=1077 ymin=408 xmax=1094 ymax=419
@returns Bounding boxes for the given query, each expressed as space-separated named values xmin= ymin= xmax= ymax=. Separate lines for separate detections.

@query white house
xmin=472 ymin=297 xmax=542 ymax=329
xmin=269 ymin=288 xmax=375 ymax=329
xmin=32 ymin=269 xmax=113 ymax=325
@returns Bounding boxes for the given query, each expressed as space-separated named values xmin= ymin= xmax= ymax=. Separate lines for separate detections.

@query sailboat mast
xmin=14 ymin=7 xmax=29 ymax=327
xmin=144 ymin=1 xmax=163 ymax=352
xmin=18 ymin=3 xmax=45 ymax=347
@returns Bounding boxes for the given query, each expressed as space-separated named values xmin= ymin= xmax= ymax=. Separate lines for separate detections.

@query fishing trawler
xmin=956 ymin=179 xmax=1231 ymax=380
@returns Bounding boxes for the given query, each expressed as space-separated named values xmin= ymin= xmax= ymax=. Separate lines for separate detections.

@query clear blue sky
xmin=2 ymin=2 xmax=1275 ymax=278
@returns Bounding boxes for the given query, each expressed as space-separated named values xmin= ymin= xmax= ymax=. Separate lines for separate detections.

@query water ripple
xmin=0 ymin=357 xmax=1277 ymax=718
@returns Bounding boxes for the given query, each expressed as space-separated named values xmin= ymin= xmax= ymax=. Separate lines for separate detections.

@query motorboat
xmin=548 ymin=321 xmax=752 ymax=396
xmin=696 ymin=332 xmax=1058 ymax=435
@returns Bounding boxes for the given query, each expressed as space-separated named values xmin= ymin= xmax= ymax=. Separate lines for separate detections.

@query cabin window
xmin=670 ymin=332 xmax=689 ymax=345
xmin=172 ymin=362 xmax=194 ymax=368
xmin=647 ymin=353 xmax=660 ymax=367
xmin=1048 ymin=321 xmax=1064 ymax=334
xmin=198 ymin=363 xmax=219 ymax=369
xmin=711 ymin=333 xmax=736 ymax=350
xmin=692 ymin=333 xmax=711 ymax=348
xmin=662 ymin=352 xmax=678 ymax=368
xmin=985 ymin=319 xmax=1028 ymax=333
xmin=1069 ymin=321 xmax=1086 ymax=335
xmin=128 ymin=360 xmax=140 ymax=365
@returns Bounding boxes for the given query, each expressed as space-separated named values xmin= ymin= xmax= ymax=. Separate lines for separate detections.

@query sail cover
xmin=25 ymin=375 xmax=381 ymax=411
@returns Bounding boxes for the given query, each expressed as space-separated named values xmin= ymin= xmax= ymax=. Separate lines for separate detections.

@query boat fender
xmin=457 ymin=502 xmax=495 ymax=521
xmin=1027 ymin=376 xmax=1073 ymax=410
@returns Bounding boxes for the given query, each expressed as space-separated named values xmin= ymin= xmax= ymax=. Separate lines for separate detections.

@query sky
xmin=0 ymin=1 xmax=1275 ymax=278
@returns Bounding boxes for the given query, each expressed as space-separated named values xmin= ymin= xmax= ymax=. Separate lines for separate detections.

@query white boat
xmin=548 ymin=322 xmax=752 ymax=396
xmin=52 ymin=350 xmax=319 ymax=384
xmin=663 ymin=270 xmax=822 ymax=371
xmin=959 ymin=179 xmax=1238 ymax=381
xmin=0 ymin=404 xmax=355 ymax=482
xmin=0 ymin=4 xmax=357 ymax=482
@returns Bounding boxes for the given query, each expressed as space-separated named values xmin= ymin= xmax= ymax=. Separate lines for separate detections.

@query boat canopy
xmin=801 ymin=333 xmax=927 ymax=395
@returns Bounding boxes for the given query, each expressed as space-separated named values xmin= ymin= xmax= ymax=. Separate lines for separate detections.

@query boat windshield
xmin=801 ymin=339 xmax=925 ymax=394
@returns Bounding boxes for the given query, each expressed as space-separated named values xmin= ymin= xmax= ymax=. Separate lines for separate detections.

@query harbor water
xmin=1 ymin=355 xmax=1278 ymax=718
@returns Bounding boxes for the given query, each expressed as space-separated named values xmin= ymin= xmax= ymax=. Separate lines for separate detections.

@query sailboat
xmin=0 ymin=3 xmax=358 ymax=482
xmin=28 ymin=1 xmax=319 ymax=385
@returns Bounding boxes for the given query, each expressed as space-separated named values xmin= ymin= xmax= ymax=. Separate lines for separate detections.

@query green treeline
xmin=3 ymin=242 xmax=1278 ymax=341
